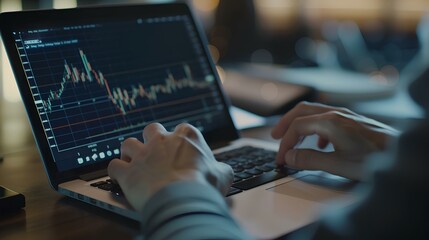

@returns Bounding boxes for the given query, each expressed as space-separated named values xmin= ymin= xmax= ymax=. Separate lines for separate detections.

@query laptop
xmin=0 ymin=3 xmax=354 ymax=239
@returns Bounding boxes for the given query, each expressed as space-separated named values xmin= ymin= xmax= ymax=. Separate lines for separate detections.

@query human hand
xmin=108 ymin=123 xmax=233 ymax=212
xmin=271 ymin=102 xmax=399 ymax=180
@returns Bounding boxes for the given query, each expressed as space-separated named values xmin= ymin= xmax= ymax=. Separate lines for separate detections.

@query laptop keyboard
xmin=215 ymin=146 xmax=298 ymax=195
xmin=90 ymin=146 xmax=298 ymax=197
xmin=90 ymin=179 xmax=123 ymax=196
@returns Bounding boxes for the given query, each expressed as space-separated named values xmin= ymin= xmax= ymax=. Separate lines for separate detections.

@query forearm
xmin=141 ymin=181 xmax=252 ymax=240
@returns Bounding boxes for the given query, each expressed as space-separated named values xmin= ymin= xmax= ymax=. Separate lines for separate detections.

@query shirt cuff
xmin=140 ymin=181 xmax=246 ymax=239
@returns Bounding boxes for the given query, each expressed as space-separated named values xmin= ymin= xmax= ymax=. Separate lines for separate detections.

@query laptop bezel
xmin=0 ymin=3 xmax=240 ymax=189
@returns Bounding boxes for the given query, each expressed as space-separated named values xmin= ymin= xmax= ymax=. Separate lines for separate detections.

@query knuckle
xmin=337 ymin=106 xmax=350 ymax=113
xmin=145 ymin=122 xmax=159 ymax=131
xmin=144 ymin=124 xmax=165 ymax=141
xmin=121 ymin=138 xmax=146 ymax=157
xmin=176 ymin=122 xmax=190 ymax=130
xmin=121 ymin=138 xmax=136 ymax=149
xmin=296 ymin=101 xmax=311 ymax=111
xmin=323 ymin=111 xmax=346 ymax=122
xmin=335 ymin=106 xmax=354 ymax=116
xmin=176 ymin=123 xmax=198 ymax=138
xmin=298 ymin=101 xmax=311 ymax=106
xmin=289 ymin=117 xmax=305 ymax=134
xmin=319 ymin=112 xmax=345 ymax=131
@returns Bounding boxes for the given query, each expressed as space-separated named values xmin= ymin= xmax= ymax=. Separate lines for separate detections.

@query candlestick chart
xmin=43 ymin=49 xmax=212 ymax=116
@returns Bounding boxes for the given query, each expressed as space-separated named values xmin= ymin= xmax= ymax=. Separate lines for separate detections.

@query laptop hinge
xmin=79 ymin=169 xmax=107 ymax=181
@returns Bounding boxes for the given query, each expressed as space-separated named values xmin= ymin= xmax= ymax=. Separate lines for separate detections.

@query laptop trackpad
xmin=268 ymin=175 xmax=355 ymax=203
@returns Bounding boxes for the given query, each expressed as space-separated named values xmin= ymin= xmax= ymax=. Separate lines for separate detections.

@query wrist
xmin=140 ymin=180 xmax=231 ymax=236
xmin=134 ymin=171 xmax=211 ymax=213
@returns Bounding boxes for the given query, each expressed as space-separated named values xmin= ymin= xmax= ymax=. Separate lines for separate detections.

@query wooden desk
xmin=0 ymin=147 xmax=141 ymax=239
xmin=0 ymin=124 xmax=276 ymax=240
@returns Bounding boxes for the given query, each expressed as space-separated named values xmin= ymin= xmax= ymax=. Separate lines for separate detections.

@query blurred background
xmin=0 ymin=0 xmax=428 ymax=154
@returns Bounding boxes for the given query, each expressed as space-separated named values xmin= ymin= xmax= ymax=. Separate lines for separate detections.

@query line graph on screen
xmin=43 ymin=49 xmax=213 ymax=115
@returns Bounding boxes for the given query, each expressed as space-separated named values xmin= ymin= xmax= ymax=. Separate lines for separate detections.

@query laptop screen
xmin=9 ymin=10 xmax=234 ymax=172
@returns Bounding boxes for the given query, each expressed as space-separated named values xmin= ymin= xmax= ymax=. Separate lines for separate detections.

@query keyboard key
xmin=226 ymin=187 xmax=242 ymax=197
xmin=245 ymin=168 xmax=263 ymax=176
xmin=256 ymin=166 xmax=273 ymax=172
xmin=254 ymin=160 xmax=266 ymax=166
xmin=97 ymin=183 xmax=114 ymax=191
xmin=233 ymin=176 xmax=242 ymax=183
xmin=225 ymin=159 xmax=238 ymax=166
xmin=262 ymin=157 xmax=275 ymax=163
xmin=243 ymin=163 xmax=255 ymax=169
xmin=110 ymin=184 xmax=124 ymax=196
xmin=234 ymin=157 xmax=249 ymax=163
xmin=90 ymin=181 xmax=107 ymax=187
xmin=215 ymin=156 xmax=228 ymax=161
xmin=236 ymin=172 xmax=253 ymax=179
xmin=264 ymin=162 xmax=277 ymax=168
xmin=232 ymin=166 xmax=244 ymax=172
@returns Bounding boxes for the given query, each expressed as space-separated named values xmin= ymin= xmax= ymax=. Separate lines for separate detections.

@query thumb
xmin=215 ymin=162 xmax=234 ymax=196
xmin=108 ymin=158 xmax=129 ymax=184
xmin=285 ymin=149 xmax=332 ymax=170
